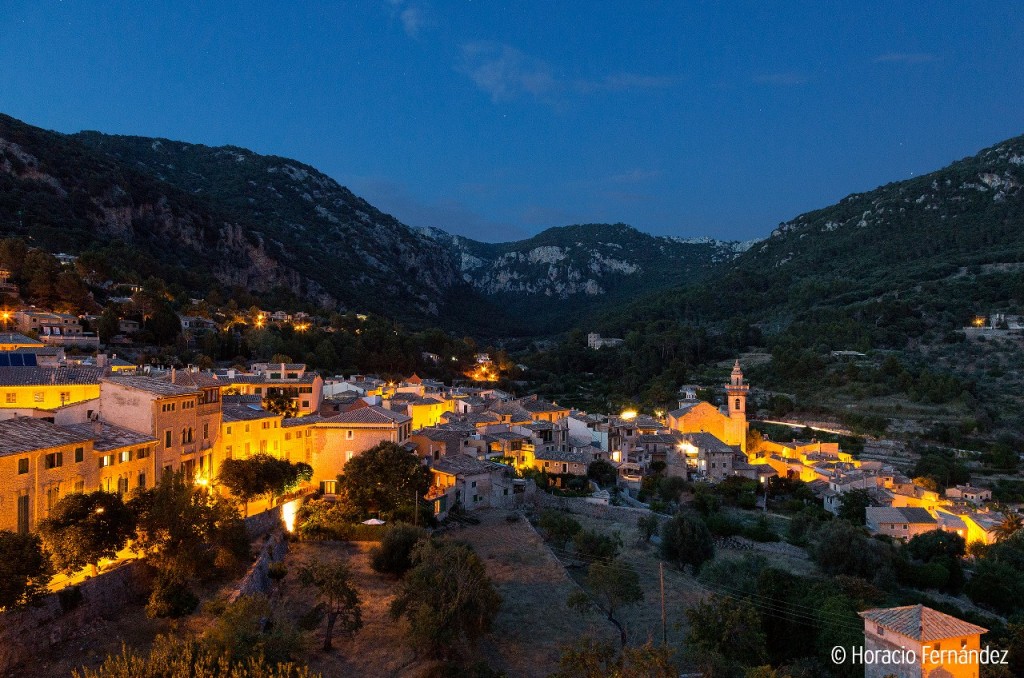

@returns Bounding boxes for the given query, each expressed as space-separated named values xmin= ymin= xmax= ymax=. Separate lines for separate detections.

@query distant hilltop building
xmin=587 ymin=333 xmax=624 ymax=349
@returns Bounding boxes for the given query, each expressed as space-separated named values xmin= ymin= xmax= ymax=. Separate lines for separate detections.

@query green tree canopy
xmin=660 ymin=511 xmax=714 ymax=573
xmin=336 ymin=442 xmax=430 ymax=521
xmin=370 ymin=522 xmax=428 ymax=577
xmin=0 ymin=530 xmax=53 ymax=610
xmin=38 ymin=490 xmax=135 ymax=575
xmin=685 ymin=595 xmax=768 ymax=671
xmin=569 ymin=559 xmax=644 ymax=648
xmin=836 ymin=488 xmax=875 ymax=526
xmin=218 ymin=454 xmax=312 ymax=515
xmin=298 ymin=559 xmax=363 ymax=651
xmin=389 ymin=539 xmax=501 ymax=657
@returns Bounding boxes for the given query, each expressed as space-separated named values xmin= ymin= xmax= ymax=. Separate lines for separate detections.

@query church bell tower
xmin=724 ymin=359 xmax=748 ymax=421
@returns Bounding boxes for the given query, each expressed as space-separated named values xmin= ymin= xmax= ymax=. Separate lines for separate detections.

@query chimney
xmin=96 ymin=353 xmax=107 ymax=368
xmin=171 ymin=366 xmax=176 ymax=384
xmin=92 ymin=418 xmax=102 ymax=435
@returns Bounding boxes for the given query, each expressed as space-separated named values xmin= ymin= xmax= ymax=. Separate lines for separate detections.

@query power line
xmin=542 ymin=544 xmax=868 ymax=634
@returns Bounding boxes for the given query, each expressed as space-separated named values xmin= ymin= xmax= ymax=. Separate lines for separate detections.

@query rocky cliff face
xmin=420 ymin=223 xmax=750 ymax=300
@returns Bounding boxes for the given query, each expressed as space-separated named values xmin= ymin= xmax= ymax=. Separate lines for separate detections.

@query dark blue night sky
xmin=2 ymin=2 xmax=1023 ymax=242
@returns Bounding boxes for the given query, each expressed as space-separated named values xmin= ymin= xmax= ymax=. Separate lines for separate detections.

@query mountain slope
xmin=593 ymin=133 xmax=1024 ymax=338
xmin=421 ymin=222 xmax=752 ymax=332
xmin=71 ymin=128 xmax=484 ymax=323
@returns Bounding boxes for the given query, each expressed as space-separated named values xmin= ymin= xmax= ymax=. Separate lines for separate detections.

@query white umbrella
xmin=361 ymin=518 xmax=386 ymax=525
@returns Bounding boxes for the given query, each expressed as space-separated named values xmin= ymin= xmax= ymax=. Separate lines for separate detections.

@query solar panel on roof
xmin=0 ymin=353 xmax=39 ymax=367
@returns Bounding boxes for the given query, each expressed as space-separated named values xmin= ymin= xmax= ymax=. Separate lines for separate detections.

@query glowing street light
xmin=620 ymin=409 xmax=637 ymax=421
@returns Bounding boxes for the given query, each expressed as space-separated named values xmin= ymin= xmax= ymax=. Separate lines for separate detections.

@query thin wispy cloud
xmin=459 ymin=41 xmax=673 ymax=104
xmin=753 ymin=71 xmax=807 ymax=86
xmin=460 ymin=42 xmax=557 ymax=102
xmin=873 ymin=52 xmax=938 ymax=64
xmin=385 ymin=0 xmax=432 ymax=38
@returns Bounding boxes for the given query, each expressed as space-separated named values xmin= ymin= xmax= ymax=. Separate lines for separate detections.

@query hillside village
xmin=2 ymin=250 xmax=1023 ymax=676
xmin=1 ymin=324 xmax=1015 ymax=547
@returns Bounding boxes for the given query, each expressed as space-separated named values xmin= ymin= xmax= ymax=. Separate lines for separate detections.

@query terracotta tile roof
xmin=0 ymin=366 xmax=102 ymax=386
xmin=668 ymin=402 xmax=702 ymax=418
xmin=322 ymin=405 xmax=411 ymax=425
xmin=636 ymin=433 xmax=685 ymax=445
xmin=520 ymin=399 xmax=567 ymax=413
xmin=222 ymin=403 xmax=280 ymax=422
xmin=431 ymin=455 xmax=506 ymax=476
xmin=60 ymin=422 xmax=157 ymax=452
xmin=0 ymin=332 xmax=43 ymax=346
xmin=484 ymin=431 xmax=530 ymax=441
xmin=866 ymin=506 xmax=937 ymax=525
xmin=0 ymin=418 xmax=93 ymax=456
xmin=859 ymin=605 xmax=987 ymax=641
xmin=416 ymin=428 xmax=469 ymax=443
xmin=153 ymin=370 xmax=223 ymax=388
xmin=282 ymin=415 xmax=324 ymax=428
xmin=534 ymin=448 xmax=589 ymax=464
xmin=103 ymin=375 xmax=198 ymax=396
xmin=679 ymin=432 xmax=736 ymax=455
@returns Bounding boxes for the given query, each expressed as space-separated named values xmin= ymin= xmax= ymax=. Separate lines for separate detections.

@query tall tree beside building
xmin=37 ymin=491 xmax=135 ymax=576
xmin=336 ymin=442 xmax=430 ymax=522
xmin=0 ymin=530 xmax=53 ymax=611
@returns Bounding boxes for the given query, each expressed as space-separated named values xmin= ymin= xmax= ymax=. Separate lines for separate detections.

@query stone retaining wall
xmin=228 ymin=531 xmax=289 ymax=603
xmin=0 ymin=561 xmax=150 ymax=674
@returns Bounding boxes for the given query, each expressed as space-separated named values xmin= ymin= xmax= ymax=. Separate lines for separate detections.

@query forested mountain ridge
xmin=420 ymin=222 xmax=752 ymax=332
xmin=0 ymin=113 xmax=514 ymax=328
xmin=595 ymin=133 xmax=1024 ymax=339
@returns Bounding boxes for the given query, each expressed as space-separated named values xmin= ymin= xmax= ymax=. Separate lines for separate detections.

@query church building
xmin=667 ymin=360 xmax=749 ymax=452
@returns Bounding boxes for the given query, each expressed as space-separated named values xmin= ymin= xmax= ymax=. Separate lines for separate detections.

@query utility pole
xmin=660 ymin=561 xmax=667 ymax=646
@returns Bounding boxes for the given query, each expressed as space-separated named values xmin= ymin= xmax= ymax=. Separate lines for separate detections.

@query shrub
xmin=705 ymin=512 xmax=743 ymax=537
xmin=203 ymin=594 xmax=303 ymax=663
xmin=741 ymin=516 xmax=780 ymax=543
xmin=370 ymin=523 xmax=427 ymax=577
xmin=267 ymin=562 xmax=288 ymax=581
xmin=146 ymin=571 xmax=199 ymax=619
xmin=572 ymin=529 xmax=622 ymax=562
xmin=538 ymin=510 xmax=582 ymax=548
xmin=661 ymin=511 xmax=714 ymax=573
